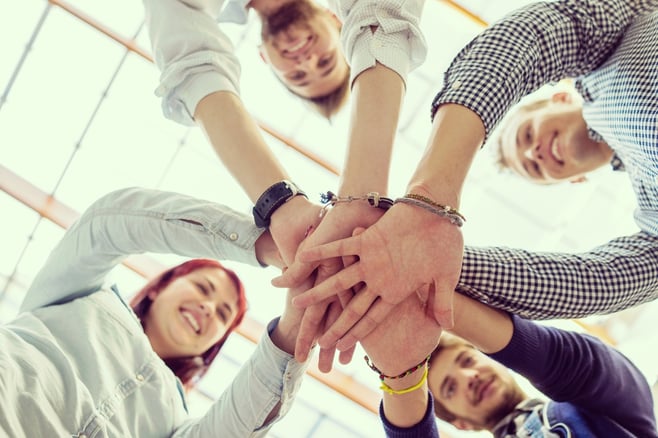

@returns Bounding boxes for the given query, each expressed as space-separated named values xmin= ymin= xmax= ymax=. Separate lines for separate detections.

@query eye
xmin=216 ymin=308 xmax=227 ymax=324
xmin=289 ymin=71 xmax=305 ymax=81
xmin=196 ymin=282 xmax=209 ymax=296
xmin=462 ymin=355 xmax=473 ymax=367
xmin=525 ymin=125 xmax=532 ymax=143
xmin=447 ymin=381 xmax=456 ymax=398
xmin=318 ymin=55 xmax=333 ymax=68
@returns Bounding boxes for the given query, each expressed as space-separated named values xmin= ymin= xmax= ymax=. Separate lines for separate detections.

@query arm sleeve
xmin=490 ymin=315 xmax=656 ymax=435
xmin=458 ymin=231 xmax=658 ymax=319
xmin=143 ymin=0 xmax=241 ymax=125
xmin=333 ymin=0 xmax=427 ymax=86
xmin=431 ymin=0 xmax=658 ymax=138
xmin=379 ymin=391 xmax=439 ymax=438
xmin=22 ymin=187 xmax=262 ymax=312
xmin=172 ymin=318 xmax=310 ymax=437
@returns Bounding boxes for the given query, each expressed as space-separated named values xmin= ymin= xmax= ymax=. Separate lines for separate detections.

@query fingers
xmin=317 ymin=300 xmax=342 ymax=373
xmin=335 ymin=300 xmax=394 ymax=351
xmin=299 ymin=234 xmax=361 ymax=263
xmin=431 ymin=280 xmax=455 ymax=329
xmin=338 ymin=344 xmax=356 ymax=365
xmin=271 ymin=260 xmax=318 ymax=288
xmin=317 ymin=288 xmax=378 ymax=349
xmin=292 ymin=263 xmax=363 ymax=308
xmin=294 ymin=302 xmax=328 ymax=363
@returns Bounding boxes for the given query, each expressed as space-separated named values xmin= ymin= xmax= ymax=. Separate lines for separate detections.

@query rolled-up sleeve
xmin=173 ymin=318 xmax=311 ymax=437
xmin=334 ymin=0 xmax=427 ymax=86
xmin=143 ymin=0 xmax=242 ymax=125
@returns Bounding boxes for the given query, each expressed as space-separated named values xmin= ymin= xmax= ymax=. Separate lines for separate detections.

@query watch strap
xmin=252 ymin=180 xmax=306 ymax=228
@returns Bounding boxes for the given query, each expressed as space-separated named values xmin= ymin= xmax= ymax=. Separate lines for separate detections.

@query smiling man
xmin=145 ymin=0 xmax=350 ymax=122
xmin=423 ymin=293 xmax=657 ymax=437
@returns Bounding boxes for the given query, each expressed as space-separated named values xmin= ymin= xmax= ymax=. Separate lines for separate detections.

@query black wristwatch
xmin=252 ymin=180 xmax=307 ymax=228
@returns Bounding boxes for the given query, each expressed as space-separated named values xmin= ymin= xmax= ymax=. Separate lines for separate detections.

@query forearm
xmin=458 ymin=232 xmax=658 ymax=319
xmin=407 ymin=104 xmax=484 ymax=208
xmin=339 ymin=63 xmax=404 ymax=194
xmin=450 ymin=293 xmax=513 ymax=354
xmin=195 ymin=92 xmax=290 ymax=202
xmin=381 ymin=370 xmax=429 ymax=428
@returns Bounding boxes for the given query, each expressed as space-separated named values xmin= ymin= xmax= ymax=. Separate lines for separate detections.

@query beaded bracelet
xmin=319 ymin=191 xmax=394 ymax=217
xmin=380 ymin=366 xmax=429 ymax=396
xmin=364 ymin=354 xmax=431 ymax=381
xmin=394 ymin=195 xmax=465 ymax=227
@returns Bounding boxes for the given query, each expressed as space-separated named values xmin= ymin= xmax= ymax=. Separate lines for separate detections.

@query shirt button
xmin=229 ymin=232 xmax=238 ymax=241
xmin=136 ymin=374 xmax=144 ymax=381
xmin=451 ymin=80 xmax=462 ymax=90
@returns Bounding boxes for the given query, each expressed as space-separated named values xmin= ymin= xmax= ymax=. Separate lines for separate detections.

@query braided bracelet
xmin=380 ymin=366 xmax=429 ymax=396
xmin=364 ymin=354 xmax=431 ymax=381
xmin=394 ymin=195 xmax=465 ymax=227
xmin=319 ymin=191 xmax=393 ymax=217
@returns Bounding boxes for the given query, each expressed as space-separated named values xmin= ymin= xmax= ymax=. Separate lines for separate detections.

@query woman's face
xmin=143 ymin=267 xmax=240 ymax=359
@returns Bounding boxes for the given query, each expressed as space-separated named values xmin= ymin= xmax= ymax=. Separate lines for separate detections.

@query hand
xmin=268 ymin=196 xmax=323 ymax=266
xmin=360 ymin=284 xmax=441 ymax=377
xmin=270 ymin=271 xmax=316 ymax=356
xmin=291 ymin=202 xmax=384 ymax=369
xmin=277 ymin=202 xmax=463 ymax=351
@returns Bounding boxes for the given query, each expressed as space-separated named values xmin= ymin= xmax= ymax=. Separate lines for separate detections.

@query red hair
xmin=130 ymin=259 xmax=247 ymax=389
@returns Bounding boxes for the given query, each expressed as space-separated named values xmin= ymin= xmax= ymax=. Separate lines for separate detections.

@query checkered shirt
xmin=432 ymin=0 xmax=658 ymax=319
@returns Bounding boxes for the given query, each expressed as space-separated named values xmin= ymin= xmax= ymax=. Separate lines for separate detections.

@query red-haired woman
xmin=2 ymin=187 xmax=312 ymax=437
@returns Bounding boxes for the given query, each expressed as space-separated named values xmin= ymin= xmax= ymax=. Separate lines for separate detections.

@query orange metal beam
xmin=441 ymin=0 xmax=488 ymax=28
xmin=0 ymin=163 xmax=380 ymax=412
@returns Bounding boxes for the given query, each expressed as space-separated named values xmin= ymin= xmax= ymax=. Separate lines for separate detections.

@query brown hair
xmin=130 ymin=259 xmax=247 ymax=390
xmin=491 ymin=98 xmax=552 ymax=172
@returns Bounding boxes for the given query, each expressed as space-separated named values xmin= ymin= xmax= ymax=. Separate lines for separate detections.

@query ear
xmin=551 ymin=91 xmax=572 ymax=104
xmin=452 ymin=419 xmax=478 ymax=431
xmin=569 ymin=175 xmax=588 ymax=184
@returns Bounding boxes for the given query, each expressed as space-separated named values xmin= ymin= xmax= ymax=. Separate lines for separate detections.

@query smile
xmin=181 ymin=309 xmax=200 ymax=334
xmin=550 ymin=136 xmax=564 ymax=164
xmin=283 ymin=36 xmax=313 ymax=57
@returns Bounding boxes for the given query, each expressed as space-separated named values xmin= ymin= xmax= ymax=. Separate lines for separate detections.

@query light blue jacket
xmin=1 ymin=188 xmax=309 ymax=437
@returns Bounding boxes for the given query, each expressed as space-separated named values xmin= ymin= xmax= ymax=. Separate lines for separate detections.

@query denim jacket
xmin=1 ymin=188 xmax=309 ymax=437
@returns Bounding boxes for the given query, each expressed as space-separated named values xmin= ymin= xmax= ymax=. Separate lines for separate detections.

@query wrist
xmin=270 ymin=317 xmax=298 ymax=356
xmin=253 ymin=180 xmax=307 ymax=228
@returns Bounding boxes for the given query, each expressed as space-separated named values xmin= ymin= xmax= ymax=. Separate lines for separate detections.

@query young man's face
xmin=258 ymin=1 xmax=348 ymax=99
xmin=428 ymin=346 xmax=521 ymax=430
xmin=143 ymin=267 xmax=240 ymax=359
xmin=500 ymin=93 xmax=612 ymax=184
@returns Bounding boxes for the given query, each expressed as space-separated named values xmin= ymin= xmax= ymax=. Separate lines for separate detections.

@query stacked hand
xmin=275 ymin=202 xmax=463 ymax=366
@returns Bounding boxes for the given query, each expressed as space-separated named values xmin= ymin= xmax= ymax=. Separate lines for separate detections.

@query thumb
xmin=431 ymin=280 xmax=455 ymax=330
xmin=272 ymin=260 xmax=317 ymax=288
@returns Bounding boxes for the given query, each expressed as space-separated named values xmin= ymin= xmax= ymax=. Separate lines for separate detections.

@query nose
xmin=524 ymin=143 xmax=543 ymax=161
xmin=198 ymin=301 xmax=214 ymax=317
xmin=295 ymin=52 xmax=318 ymax=68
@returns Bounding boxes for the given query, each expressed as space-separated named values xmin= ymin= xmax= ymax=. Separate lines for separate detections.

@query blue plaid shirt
xmin=431 ymin=0 xmax=658 ymax=319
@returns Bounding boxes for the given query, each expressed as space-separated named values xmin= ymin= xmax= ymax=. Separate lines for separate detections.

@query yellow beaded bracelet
xmin=380 ymin=366 xmax=429 ymax=395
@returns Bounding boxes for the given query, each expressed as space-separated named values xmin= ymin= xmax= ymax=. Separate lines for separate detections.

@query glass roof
xmin=1 ymin=1 xmax=656 ymax=436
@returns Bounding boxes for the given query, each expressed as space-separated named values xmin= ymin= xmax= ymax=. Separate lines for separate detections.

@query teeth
xmin=181 ymin=311 xmax=200 ymax=333
xmin=287 ymin=38 xmax=307 ymax=53
xmin=551 ymin=138 xmax=563 ymax=162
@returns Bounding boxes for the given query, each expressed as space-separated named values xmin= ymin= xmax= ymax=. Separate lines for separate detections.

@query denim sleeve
xmin=335 ymin=0 xmax=427 ymax=86
xmin=490 ymin=315 xmax=656 ymax=435
xmin=22 ymin=187 xmax=262 ymax=312
xmin=173 ymin=318 xmax=311 ymax=437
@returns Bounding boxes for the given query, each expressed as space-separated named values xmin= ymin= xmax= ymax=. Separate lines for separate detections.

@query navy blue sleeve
xmin=490 ymin=315 xmax=656 ymax=435
xmin=379 ymin=392 xmax=439 ymax=438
